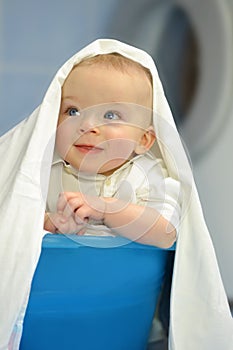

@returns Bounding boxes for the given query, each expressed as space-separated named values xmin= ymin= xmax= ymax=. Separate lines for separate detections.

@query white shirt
xmin=46 ymin=150 xmax=181 ymax=235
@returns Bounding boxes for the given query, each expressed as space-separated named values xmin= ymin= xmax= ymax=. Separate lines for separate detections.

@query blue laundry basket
xmin=20 ymin=234 xmax=171 ymax=350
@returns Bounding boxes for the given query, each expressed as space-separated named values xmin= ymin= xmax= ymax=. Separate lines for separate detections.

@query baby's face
xmin=55 ymin=64 xmax=154 ymax=175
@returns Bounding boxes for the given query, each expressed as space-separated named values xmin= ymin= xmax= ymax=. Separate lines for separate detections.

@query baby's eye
xmin=103 ymin=111 xmax=121 ymax=121
xmin=67 ymin=108 xmax=81 ymax=117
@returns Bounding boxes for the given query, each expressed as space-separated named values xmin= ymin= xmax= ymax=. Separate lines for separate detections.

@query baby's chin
xmin=97 ymin=159 xmax=130 ymax=176
xmin=72 ymin=159 xmax=129 ymax=176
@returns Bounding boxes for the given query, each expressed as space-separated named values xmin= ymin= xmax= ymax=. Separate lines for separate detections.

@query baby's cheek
xmin=107 ymin=138 xmax=136 ymax=159
xmin=55 ymin=121 xmax=76 ymax=159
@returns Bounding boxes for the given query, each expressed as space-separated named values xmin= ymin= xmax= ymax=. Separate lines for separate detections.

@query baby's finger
xmin=76 ymin=226 xmax=87 ymax=236
xmin=56 ymin=192 xmax=78 ymax=213
xmin=62 ymin=197 xmax=83 ymax=217
xmin=56 ymin=216 xmax=80 ymax=234
xmin=57 ymin=192 xmax=69 ymax=214
xmin=75 ymin=213 xmax=89 ymax=226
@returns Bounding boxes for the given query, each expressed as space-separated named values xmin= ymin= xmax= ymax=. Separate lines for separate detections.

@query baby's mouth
xmin=74 ymin=144 xmax=103 ymax=154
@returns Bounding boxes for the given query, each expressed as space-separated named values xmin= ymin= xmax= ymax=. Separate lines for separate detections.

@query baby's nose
xmin=78 ymin=115 xmax=100 ymax=134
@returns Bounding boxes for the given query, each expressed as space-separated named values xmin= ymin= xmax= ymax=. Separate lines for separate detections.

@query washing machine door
xmin=108 ymin=0 xmax=233 ymax=161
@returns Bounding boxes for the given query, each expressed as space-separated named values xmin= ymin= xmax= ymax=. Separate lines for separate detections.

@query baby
xmin=44 ymin=53 xmax=180 ymax=248
xmin=1 ymin=39 xmax=232 ymax=349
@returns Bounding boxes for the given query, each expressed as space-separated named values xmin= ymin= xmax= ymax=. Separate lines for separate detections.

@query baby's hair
xmin=76 ymin=53 xmax=153 ymax=87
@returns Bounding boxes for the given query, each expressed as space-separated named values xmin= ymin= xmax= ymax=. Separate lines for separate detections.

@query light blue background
xmin=0 ymin=0 xmax=119 ymax=134
xmin=0 ymin=0 xmax=187 ymax=135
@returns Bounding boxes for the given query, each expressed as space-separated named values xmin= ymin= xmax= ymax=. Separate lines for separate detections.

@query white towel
xmin=0 ymin=39 xmax=232 ymax=350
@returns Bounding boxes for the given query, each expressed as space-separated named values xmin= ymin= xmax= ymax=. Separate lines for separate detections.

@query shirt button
xmin=64 ymin=165 xmax=72 ymax=174
xmin=105 ymin=178 xmax=111 ymax=186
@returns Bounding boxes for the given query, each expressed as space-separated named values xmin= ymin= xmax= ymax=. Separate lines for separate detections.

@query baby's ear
xmin=135 ymin=126 xmax=156 ymax=155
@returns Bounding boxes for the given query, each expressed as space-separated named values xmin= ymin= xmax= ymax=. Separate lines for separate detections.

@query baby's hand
xmin=44 ymin=212 xmax=86 ymax=235
xmin=57 ymin=192 xmax=106 ymax=225
xmin=44 ymin=212 xmax=57 ymax=233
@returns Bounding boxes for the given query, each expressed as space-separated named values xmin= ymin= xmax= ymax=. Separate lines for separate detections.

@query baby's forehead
xmin=73 ymin=53 xmax=152 ymax=86
xmin=61 ymin=54 xmax=153 ymax=114
xmin=68 ymin=64 xmax=150 ymax=91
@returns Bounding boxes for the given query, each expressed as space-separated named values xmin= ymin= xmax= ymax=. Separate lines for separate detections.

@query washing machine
xmin=108 ymin=0 xmax=233 ymax=299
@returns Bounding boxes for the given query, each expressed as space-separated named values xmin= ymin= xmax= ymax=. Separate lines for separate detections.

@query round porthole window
xmin=108 ymin=0 xmax=233 ymax=161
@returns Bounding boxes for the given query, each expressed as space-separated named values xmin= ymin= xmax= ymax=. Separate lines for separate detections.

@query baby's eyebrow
xmin=61 ymin=97 xmax=81 ymax=108
xmin=60 ymin=98 xmax=81 ymax=112
xmin=61 ymin=96 xmax=77 ymax=102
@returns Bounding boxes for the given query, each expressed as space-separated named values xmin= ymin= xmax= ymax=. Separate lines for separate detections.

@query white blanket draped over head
xmin=0 ymin=39 xmax=232 ymax=350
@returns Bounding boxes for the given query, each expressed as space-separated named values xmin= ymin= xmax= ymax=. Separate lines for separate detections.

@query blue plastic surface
xmin=20 ymin=234 xmax=172 ymax=350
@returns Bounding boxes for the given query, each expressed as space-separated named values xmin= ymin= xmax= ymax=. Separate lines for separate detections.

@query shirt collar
xmin=51 ymin=149 xmax=154 ymax=178
xmin=52 ymin=149 xmax=65 ymax=165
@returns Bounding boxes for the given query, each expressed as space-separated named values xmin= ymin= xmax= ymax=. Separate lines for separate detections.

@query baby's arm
xmin=57 ymin=192 xmax=177 ymax=248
